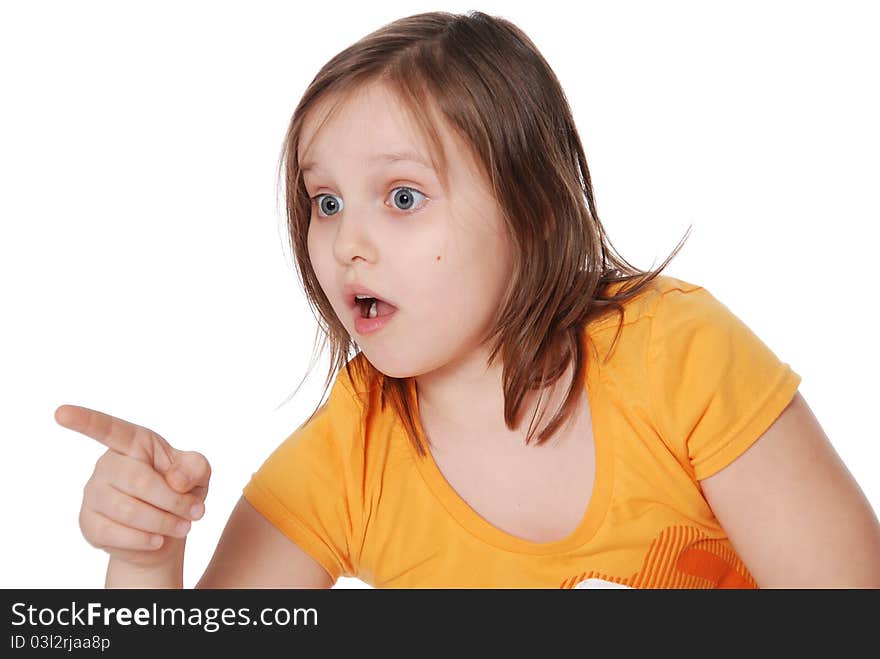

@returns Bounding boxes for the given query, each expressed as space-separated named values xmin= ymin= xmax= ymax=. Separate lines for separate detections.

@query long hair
xmin=275 ymin=10 xmax=689 ymax=456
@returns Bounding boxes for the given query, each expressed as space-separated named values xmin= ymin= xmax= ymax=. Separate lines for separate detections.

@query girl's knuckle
xmin=95 ymin=451 xmax=115 ymax=475
xmin=114 ymin=499 xmax=135 ymax=524
xmin=83 ymin=481 xmax=103 ymax=506
xmin=81 ymin=479 xmax=93 ymax=504
xmin=80 ymin=517 xmax=99 ymax=548
xmin=131 ymin=471 xmax=152 ymax=494
xmin=94 ymin=516 xmax=113 ymax=544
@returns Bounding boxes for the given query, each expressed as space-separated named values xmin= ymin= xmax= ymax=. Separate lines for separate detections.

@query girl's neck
xmin=415 ymin=347 xmax=579 ymax=445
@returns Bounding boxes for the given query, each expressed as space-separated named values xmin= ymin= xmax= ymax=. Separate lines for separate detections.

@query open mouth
xmin=355 ymin=296 xmax=397 ymax=319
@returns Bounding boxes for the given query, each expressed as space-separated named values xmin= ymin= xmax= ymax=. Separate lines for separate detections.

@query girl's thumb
xmin=166 ymin=450 xmax=211 ymax=493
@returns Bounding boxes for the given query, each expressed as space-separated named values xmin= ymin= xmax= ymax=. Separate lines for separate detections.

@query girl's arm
xmin=699 ymin=391 xmax=880 ymax=588
xmin=105 ymin=497 xmax=332 ymax=589
xmin=106 ymin=552 xmax=184 ymax=589
xmin=194 ymin=496 xmax=334 ymax=589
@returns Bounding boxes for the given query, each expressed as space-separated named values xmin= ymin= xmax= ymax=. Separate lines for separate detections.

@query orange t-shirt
xmin=242 ymin=275 xmax=801 ymax=588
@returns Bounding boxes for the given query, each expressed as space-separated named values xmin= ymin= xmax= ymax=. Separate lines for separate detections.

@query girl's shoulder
xmin=590 ymin=273 xmax=703 ymax=334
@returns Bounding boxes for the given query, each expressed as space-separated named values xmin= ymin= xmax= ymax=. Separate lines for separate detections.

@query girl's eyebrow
xmin=300 ymin=150 xmax=433 ymax=173
xmin=372 ymin=150 xmax=433 ymax=169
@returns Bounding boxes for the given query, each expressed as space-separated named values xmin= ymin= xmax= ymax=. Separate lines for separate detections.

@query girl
xmin=57 ymin=10 xmax=880 ymax=589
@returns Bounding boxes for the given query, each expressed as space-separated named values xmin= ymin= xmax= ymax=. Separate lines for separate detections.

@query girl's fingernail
xmin=190 ymin=503 xmax=204 ymax=520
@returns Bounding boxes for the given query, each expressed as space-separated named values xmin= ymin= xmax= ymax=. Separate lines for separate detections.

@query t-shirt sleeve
xmin=647 ymin=284 xmax=802 ymax=481
xmin=241 ymin=383 xmax=365 ymax=583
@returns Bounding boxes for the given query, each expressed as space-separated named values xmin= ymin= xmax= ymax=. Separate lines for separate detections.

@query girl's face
xmin=301 ymin=81 xmax=514 ymax=378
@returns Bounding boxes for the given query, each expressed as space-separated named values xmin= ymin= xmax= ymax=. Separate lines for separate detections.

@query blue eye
xmin=387 ymin=186 xmax=428 ymax=213
xmin=311 ymin=194 xmax=344 ymax=218
xmin=310 ymin=186 xmax=428 ymax=218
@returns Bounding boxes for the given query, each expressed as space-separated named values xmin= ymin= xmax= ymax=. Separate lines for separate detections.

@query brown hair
xmin=275 ymin=10 xmax=689 ymax=456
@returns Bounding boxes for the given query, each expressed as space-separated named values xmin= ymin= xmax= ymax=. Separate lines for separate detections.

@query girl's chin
xmin=356 ymin=353 xmax=420 ymax=380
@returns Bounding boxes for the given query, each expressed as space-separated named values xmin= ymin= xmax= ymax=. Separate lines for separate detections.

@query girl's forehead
xmin=297 ymin=84 xmax=470 ymax=192
xmin=301 ymin=90 xmax=427 ymax=158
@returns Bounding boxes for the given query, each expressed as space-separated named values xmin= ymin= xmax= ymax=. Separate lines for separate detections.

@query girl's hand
xmin=55 ymin=404 xmax=211 ymax=570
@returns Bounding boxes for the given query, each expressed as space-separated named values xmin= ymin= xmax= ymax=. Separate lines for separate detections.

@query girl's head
xmin=299 ymin=79 xmax=514 ymax=382
xmin=278 ymin=11 xmax=687 ymax=454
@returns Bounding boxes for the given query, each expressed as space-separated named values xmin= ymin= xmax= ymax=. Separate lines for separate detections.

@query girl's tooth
xmin=368 ymin=301 xmax=377 ymax=318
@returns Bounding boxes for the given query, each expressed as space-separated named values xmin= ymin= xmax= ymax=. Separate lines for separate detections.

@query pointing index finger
xmin=55 ymin=404 xmax=154 ymax=459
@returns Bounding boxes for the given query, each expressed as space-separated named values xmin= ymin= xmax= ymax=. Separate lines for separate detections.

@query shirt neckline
xmin=404 ymin=330 xmax=614 ymax=556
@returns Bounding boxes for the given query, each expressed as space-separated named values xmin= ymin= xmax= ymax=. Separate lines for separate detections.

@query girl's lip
xmin=343 ymin=283 xmax=396 ymax=311
xmin=351 ymin=298 xmax=397 ymax=322
xmin=343 ymin=284 xmax=397 ymax=311
xmin=354 ymin=306 xmax=397 ymax=335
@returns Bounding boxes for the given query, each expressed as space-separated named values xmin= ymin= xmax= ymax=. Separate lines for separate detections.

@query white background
xmin=2 ymin=0 xmax=877 ymax=589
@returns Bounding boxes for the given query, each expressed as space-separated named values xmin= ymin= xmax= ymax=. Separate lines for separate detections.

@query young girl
xmin=57 ymin=10 xmax=880 ymax=589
